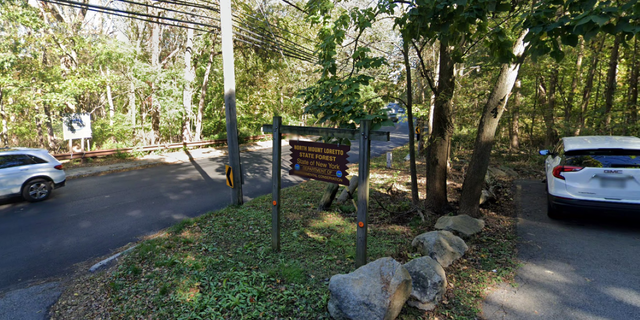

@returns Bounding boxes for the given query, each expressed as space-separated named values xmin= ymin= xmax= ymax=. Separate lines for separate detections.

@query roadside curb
xmin=89 ymin=246 xmax=138 ymax=273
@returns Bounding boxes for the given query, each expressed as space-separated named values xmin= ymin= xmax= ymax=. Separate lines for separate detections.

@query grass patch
xmin=50 ymin=143 xmax=524 ymax=319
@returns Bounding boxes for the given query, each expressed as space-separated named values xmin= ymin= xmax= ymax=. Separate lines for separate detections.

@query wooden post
xmin=356 ymin=120 xmax=371 ymax=267
xmin=271 ymin=117 xmax=282 ymax=251
xmin=221 ymin=0 xmax=243 ymax=205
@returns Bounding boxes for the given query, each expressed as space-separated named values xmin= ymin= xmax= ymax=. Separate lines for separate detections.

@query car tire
xmin=22 ymin=178 xmax=52 ymax=202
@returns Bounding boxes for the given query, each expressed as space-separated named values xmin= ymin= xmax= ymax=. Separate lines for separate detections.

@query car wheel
xmin=22 ymin=178 xmax=52 ymax=202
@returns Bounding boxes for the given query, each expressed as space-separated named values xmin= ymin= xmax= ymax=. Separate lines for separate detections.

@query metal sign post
xmin=356 ymin=120 xmax=371 ymax=267
xmin=264 ymin=119 xmax=387 ymax=265
xmin=271 ymin=117 xmax=282 ymax=251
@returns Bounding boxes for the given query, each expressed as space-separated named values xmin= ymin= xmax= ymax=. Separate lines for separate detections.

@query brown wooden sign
xmin=289 ymin=140 xmax=350 ymax=186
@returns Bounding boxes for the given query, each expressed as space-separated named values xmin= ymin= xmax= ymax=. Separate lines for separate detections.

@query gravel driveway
xmin=482 ymin=180 xmax=640 ymax=320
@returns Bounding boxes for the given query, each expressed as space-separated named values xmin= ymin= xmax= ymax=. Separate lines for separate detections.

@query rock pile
xmin=327 ymin=214 xmax=486 ymax=319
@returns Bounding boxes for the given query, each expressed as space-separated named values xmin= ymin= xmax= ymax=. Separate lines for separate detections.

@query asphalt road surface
xmin=0 ymin=122 xmax=410 ymax=294
xmin=482 ymin=180 xmax=640 ymax=320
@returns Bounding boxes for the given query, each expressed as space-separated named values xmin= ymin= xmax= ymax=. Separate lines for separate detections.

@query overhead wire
xmin=42 ymin=0 xmax=315 ymax=62
xmin=140 ymin=0 xmax=316 ymax=60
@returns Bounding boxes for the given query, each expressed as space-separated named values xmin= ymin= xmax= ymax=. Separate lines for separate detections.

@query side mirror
xmin=539 ymin=150 xmax=550 ymax=156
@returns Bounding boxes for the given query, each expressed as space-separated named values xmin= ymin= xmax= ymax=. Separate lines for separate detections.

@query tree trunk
xmin=129 ymin=80 xmax=136 ymax=126
xmin=604 ymin=34 xmax=621 ymax=133
xmin=0 ymin=87 xmax=7 ymax=147
xmin=318 ymin=183 xmax=340 ymax=211
xmin=548 ymin=66 xmax=559 ymax=145
xmin=403 ymin=39 xmax=419 ymax=205
xmin=565 ymin=37 xmax=584 ymax=136
xmin=150 ymin=4 xmax=161 ymax=144
xmin=43 ymin=104 xmax=56 ymax=151
xmin=425 ymin=40 xmax=455 ymax=214
xmin=458 ymin=31 xmax=527 ymax=217
xmin=104 ymin=67 xmax=115 ymax=127
xmin=575 ymin=36 xmax=605 ymax=136
xmin=628 ymin=37 xmax=639 ymax=133
xmin=196 ymin=41 xmax=217 ymax=141
xmin=509 ymin=80 xmax=521 ymax=151
xmin=182 ymin=28 xmax=195 ymax=142
xmin=540 ymin=75 xmax=556 ymax=148
xmin=35 ymin=104 xmax=45 ymax=149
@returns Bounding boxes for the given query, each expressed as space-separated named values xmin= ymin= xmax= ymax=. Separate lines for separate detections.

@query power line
xmin=279 ymin=0 xmax=307 ymax=14
xmin=41 ymin=0 xmax=315 ymax=62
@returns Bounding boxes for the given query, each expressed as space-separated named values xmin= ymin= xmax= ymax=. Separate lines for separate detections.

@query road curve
xmin=0 ymin=122 xmax=410 ymax=293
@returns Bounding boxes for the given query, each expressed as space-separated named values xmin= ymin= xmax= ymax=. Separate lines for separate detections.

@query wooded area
xmin=1 ymin=0 xmax=638 ymax=215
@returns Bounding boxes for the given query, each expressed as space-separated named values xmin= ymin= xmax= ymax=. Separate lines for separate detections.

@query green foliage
xmin=523 ymin=0 xmax=640 ymax=61
xmin=301 ymin=0 xmax=392 ymax=132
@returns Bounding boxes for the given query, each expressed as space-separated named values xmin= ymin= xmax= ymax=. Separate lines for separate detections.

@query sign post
xmin=271 ymin=117 xmax=282 ymax=251
xmin=356 ymin=120 xmax=371 ymax=267
xmin=62 ymin=113 xmax=92 ymax=159
xmin=264 ymin=118 xmax=388 ymax=267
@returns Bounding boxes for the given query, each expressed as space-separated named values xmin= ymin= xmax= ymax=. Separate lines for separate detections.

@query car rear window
xmin=27 ymin=155 xmax=48 ymax=164
xmin=565 ymin=149 xmax=640 ymax=168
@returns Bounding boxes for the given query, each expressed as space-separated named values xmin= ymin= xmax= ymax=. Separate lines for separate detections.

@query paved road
xmin=0 ymin=122 xmax=409 ymax=294
xmin=482 ymin=180 xmax=640 ymax=320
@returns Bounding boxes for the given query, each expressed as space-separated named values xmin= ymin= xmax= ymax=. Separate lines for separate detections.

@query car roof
xmin=562 ymin=136 xmax=640 ymax=151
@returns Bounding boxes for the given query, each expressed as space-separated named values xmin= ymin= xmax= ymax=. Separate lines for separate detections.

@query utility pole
xmin=220 ymin=0 xmax=243 ymax=205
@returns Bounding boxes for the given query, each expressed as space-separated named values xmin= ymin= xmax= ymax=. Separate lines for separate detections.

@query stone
xmin=328 ymin=257 xmax=412 ymax=320
xmin=479 ymin=189 xmax=494 ymax=205
xmin=411 ymin=231 xmax=468 ymax=267
xmin=404 ymin=257 xmax=447 ymax=311
xmin=487 ymin=167 xmax=508 ymax=178
xmin=435 ymin=214 xmax=485 ymax=237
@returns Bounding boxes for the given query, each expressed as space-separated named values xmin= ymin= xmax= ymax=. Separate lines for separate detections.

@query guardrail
xmin=53 ymin=135 xmax=268 ymax=160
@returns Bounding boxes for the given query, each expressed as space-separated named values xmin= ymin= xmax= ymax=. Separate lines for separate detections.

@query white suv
xmin=540 ymin=136 xmax=640 ymax=219
xmin=0 ymin=148 xmax=66 ymax=202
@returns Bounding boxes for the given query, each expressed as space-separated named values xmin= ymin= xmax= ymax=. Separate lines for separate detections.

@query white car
xmin=0 ymin=148 xmax=66 ymax=202
xmin=540 ymin=136 xmax=640 ymax=219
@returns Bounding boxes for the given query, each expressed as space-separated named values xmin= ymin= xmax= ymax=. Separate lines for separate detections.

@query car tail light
xmin=54 ymin=164 xmax=63 ymax=170
xmin=552 ymin=165 xmax=583 ymax=180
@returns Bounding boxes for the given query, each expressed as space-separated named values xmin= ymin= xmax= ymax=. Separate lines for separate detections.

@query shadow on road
xmin=482 ymin=180 xmax=640 ymax=320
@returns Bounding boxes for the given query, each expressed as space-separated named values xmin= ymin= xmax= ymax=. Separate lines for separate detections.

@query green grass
xmin=54 ymin=144 xmax=521 ymax=319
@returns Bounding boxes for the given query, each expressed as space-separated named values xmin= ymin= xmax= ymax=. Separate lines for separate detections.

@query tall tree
xmin=628 ymin=37 xmax=639 ymax=132
xmin=182 ymin=27 xmax=195 ymax=142
xmin=458 ymin=31 xmax=528 ymax=217
xmin=603 ymin=35 xmax=621 ymax=133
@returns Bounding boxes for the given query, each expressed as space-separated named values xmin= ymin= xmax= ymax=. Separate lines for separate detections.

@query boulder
xmin=411 ymin=231 xmax=468 ymax=268
xmin=435 ymin=214 xmax=485 ymax=237
xmin=404 ymin=257 xmax=447 ymax=311
xmin=328 ymin=257 xmax=412 ymax=320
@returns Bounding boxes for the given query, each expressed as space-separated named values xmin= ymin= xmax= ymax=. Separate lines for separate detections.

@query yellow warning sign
xmin=225 ymin=165 xmax=234 ymax=188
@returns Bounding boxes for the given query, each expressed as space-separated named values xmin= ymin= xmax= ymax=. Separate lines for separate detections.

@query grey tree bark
xmin=575 ymin=36 xmax=605 ymax=136
xmin=195 ymin=38 xmax=218 ymax=141
xmin=182 ymin=28 xmax=195 ymax=142
xmin=403 ymin=39 xmax=419 ymax=205
xmin=0 ymin=87 xmax=7 ymax=147
xmin=604 ymin=35 xmax=621 ymax=133
xmin=149 ymin=3 xmax=161 ymax=144
xmin=509 ymin=80 xmax=521 ymax=151
xmin=458 ymin=31 xmax=528 ymax=217
xmin=565 ymin=38 xmax=584 ymax=136
xmin=627 ymin=37 xmax=639 ymax=131
xmin=425 ymin=40 xmax=456 ymax=214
